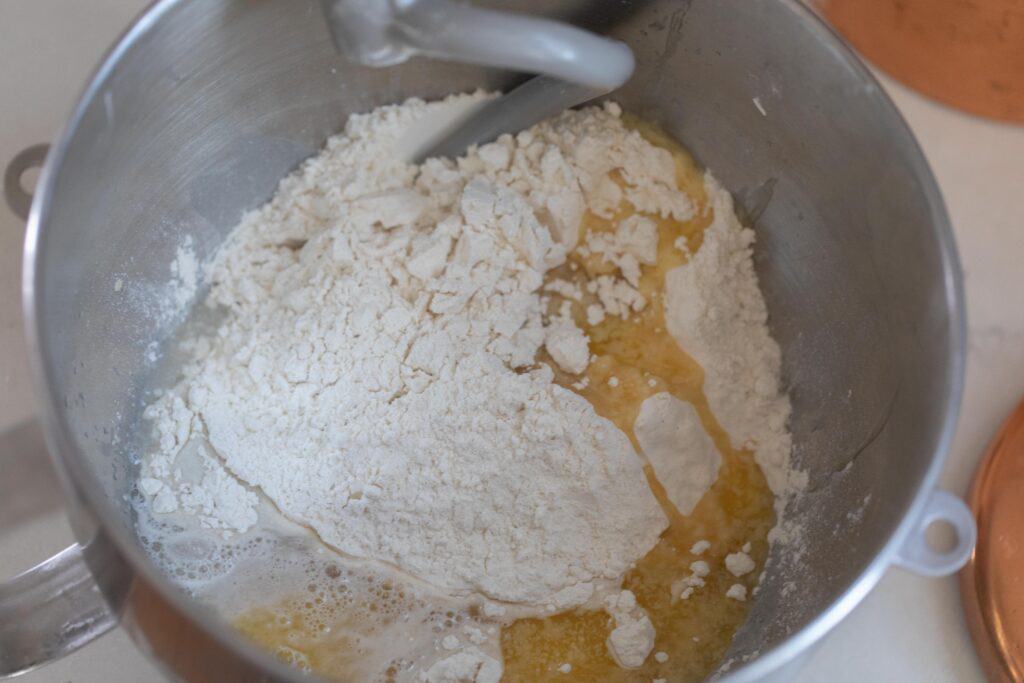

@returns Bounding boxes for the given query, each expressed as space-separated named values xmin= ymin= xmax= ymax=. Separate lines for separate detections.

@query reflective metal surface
xmin=320 ymin=0 xmax=636 ymax=161
xmin=319 ymin=0 xmax=634 ymax=88
xmin=16 ymin=0 xmax=966 ymax=680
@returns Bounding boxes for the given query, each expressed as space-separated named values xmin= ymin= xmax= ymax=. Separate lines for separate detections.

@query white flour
xmin=605 ymin=590 xmax=656 ymax=668
xmin=725 ymin=551 xmax=756 ymax=577
xmin=142 ymin=95 xmax=683 ymax=609
xmin=634 ymin=392 xmax=721 ymax=515
xmin=422 ymin=650 xmax=502 ymax=683
xmin=140 ymin=93 xmax=803 ymax=681
xmin=665 ymin=177 xmax=806 ymax=503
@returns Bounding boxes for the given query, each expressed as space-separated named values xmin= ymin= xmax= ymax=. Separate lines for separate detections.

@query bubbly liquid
xmin=232 ymin=558 xmax=490 ymax=683
xmin=232 ymin=120 xmax=776 ymax=682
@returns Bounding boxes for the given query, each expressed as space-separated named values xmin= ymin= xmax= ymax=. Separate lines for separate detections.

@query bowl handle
xmin=0 ymin=424 xmax=123 ymax=676
xmin=4 ymin=143 xmax=48 ymax=221
xmin=0 ymin=543 xmax=120 ymax=677
xmin=893 ymin=489 xmax=977 ymax=577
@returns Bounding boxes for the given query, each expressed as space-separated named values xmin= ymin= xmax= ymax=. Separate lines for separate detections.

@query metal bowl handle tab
xmin=319 ymin=0 xmax=635 ymax=91
xmin=894 ymin=489 xmax=977 ymax=577
xmin=0 ymin=542 xmax=121 ymax=677
xmin=4 ymin=144 xmax=48 ymax=221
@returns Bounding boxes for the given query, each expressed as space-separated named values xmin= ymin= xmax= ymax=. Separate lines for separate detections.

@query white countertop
xmin=2 ymin=2 xmax=1021 ymax=681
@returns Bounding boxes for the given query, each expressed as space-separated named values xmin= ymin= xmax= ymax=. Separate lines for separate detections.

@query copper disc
xmin=961 ymin=398 xmax=1024 ymax=682
xmin=820 ymin=0 xmax=1024 ymax=124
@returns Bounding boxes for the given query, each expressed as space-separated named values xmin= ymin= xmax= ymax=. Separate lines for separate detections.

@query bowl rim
xmin=21 ymin=0 xmax=965 ymax=680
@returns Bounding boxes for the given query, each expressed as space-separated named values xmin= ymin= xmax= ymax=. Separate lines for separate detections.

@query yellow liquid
xmin=234 ymin=119 xmax=775 ymax=683
xmin=235 ymin=568 xmax=434 ymax=682
xmin=499 ymin=119 xmax=774 ymax=682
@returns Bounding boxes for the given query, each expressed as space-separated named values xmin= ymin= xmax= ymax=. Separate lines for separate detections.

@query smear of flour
xmin=422 ymin=649 xmax=502 ymax=683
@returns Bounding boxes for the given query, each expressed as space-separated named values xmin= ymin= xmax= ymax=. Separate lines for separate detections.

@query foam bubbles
xmin=135 ymin=487 xmax=504 ymax=682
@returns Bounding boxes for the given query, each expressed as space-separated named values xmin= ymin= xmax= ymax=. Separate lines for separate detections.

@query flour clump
xmin=605 ymin=590 xmax=656 ymax=668
xmin=634 ymin=392 xmax=721 ymax=515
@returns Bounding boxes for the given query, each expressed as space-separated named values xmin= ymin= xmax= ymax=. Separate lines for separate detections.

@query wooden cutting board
xmin=819 ymin=0 xmax=1024 ymax=124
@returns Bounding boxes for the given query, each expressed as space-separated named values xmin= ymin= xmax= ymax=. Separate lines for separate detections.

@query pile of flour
xmin=140 ymin=94 xmax=703 ymax=608
xmin=140 ymin=93 xmax=803 ymax=678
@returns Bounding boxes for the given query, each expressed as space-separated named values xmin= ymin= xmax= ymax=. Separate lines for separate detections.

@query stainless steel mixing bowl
xmin=3 ymin=0 xmax=974 ymax=680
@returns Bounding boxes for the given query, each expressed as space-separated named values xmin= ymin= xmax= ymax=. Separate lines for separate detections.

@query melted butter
xmin=232 ymin=563 xmax=468 ymax=683
xmin=233 ymin=569 xmax=415 ymax=682
xmin=232 ymin=119 xmax=775 ymax=683
xmin=235 ymin=606 xmax=335 ymax=676
xmin=499 ymin=118 xmax=774 ymax=682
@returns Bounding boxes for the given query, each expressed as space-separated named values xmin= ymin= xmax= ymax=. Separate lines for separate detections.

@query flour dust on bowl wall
xmin=133 ymin=93 xmax=806 ymax=682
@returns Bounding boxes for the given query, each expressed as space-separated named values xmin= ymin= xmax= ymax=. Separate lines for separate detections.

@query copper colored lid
xmin=820 ymin=0 xmax=1024 ymax=124
xmin=961 ymin=398 xmax=1024 ymax=682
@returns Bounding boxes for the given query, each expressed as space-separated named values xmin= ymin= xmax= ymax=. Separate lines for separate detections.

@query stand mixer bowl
xmin=9 ymin=1 xmax=969 ymax=680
